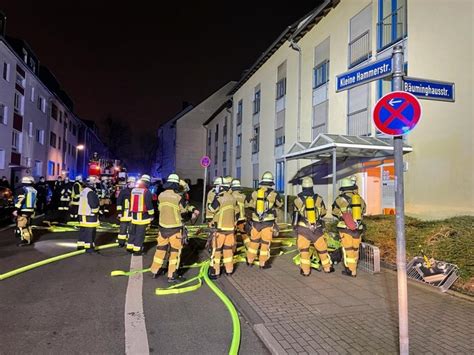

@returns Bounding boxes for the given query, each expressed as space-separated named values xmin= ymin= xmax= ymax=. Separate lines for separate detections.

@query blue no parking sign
xmin=373 ymin=91 xmax=422 ymax=136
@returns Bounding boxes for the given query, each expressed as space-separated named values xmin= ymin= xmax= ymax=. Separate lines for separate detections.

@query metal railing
xmin=349 ymin=30 xmax=371 ymax=67
xmin=377 ymin=5 xmax=407 ymax=50
xmin=347 ymin=108 xmax=370 ymax=136
xmin=406 ymin=257 xmax=460 ymax=292
xmin=358 ymin=242 xmax=381 ymax=274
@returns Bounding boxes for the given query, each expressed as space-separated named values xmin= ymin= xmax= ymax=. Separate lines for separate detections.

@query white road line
xmin=125 ymin=255 xmax=150 ymax=355
xmin=0 ymin=224 xmax=15 ymax=232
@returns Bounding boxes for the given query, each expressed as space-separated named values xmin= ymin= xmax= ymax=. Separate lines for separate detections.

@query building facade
xmin=230 ymin=0 xmax=473 ymax=219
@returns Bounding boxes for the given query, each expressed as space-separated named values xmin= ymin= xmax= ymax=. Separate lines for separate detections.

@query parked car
xmin=0 ymin=186 xmax=14 ymax=223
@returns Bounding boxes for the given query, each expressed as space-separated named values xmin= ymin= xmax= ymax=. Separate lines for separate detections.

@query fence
xmin=358 ymin=242 xmax=381 ymax=274
xmin=406 ymin=257 xmax=459 ymax=292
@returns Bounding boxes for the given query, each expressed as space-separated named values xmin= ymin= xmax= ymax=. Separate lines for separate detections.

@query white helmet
xmin=75 ymin=175 xmax=83 ymax=182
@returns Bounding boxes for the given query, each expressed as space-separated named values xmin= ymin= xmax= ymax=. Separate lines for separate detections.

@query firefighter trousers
xmin=69 ymin=204 xmax=79 ymax=220
xmin=77 ymin=227 xmax=96 ymax=251
xmin=117 ymin=221 xmax=131 ymax=245
xmin=211 ymin=232 xmax=235 ymax=275
xmin=150 ymin=231 xmax=183 ymax=278
xmin=247 ymin=226 xmax=273 ymax=266
xmin=339 ymin=230 xmax=362 ymax=275
xmin=127 ymin=223 xmax=148 ymax=253
xmin=16 ymin=214 xmax=33 ymax=244
xmin=236 ymin=221 xmax=249 ymax=248
xmin=297 ymin=234 xmax=332 ymax=275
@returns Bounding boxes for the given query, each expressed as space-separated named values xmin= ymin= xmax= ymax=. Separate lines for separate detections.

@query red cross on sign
xmin=373 ymin=91 xmax=422 ymax=136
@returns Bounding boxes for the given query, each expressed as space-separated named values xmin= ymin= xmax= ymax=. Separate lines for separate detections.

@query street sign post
xmin=404 ymin=77 xmax=455 ymax=102
xmin=200 ymin=156 xmax=211 ymax=223
xmin=373 ymin=91 xmax=422 ymax=136
xmin=336 ymin=56 xmax=393 ymax=92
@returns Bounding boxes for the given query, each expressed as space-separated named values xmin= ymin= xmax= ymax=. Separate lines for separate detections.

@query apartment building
xmin=230 ymin=0 xmax=473 ymax=219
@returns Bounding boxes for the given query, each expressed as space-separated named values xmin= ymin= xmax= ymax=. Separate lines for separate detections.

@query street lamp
xmin=76 ymin=144 xmax=86 ymax=177
xmin=77 ymin=144 xmax=85 ymax=150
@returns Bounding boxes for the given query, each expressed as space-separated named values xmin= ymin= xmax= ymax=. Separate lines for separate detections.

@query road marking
xmin=0 ymin=224 xmax=15 ymax=232
xmin=125 ymin=255 xmax=149 ymax=355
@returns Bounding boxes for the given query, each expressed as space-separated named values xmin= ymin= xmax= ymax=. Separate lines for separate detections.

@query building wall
xmin=156 ymin=121 xmax=176 ymax=180
xmin=175 ymin=82 xmax=236 ymax=184
xmin=205 ymin=108 xmax=232 ymax=182
xmin=232 ymin=0 xmax=473 ymax=219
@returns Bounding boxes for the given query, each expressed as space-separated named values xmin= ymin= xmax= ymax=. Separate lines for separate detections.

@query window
xmin=275 ymin=128 xmax=285 ymax=147
xmin=57 ymin=163 xmax=60 ymax=175
xmin=50 ymin=132 xmax=57 ymax=148
xmin=214 ymin=145 xmax=218 ymax=163
xmin=0 ymin=104 xmax=7 ymax=125
xmin=2 ymin=62 xmax=9 ymax=81
xmin=207 ymin=129 xmax=212 ymax=147
xmin=34 ymin=160 xmax=42 ymax=177
xmin=236 ymin=100 xmax=243 ymax=125
xmin=215 ymin=124 xmax=219 ymax=142
xmin=36 ymin=129 xmax=45 ymax=144
xmin=251 ymin=126 xmax=260 ymax=154
xmin=223 ymin=142 xmax=227 ymax=162
xmin=349 ymin=5 xmax=372 ymax=67
xmin=12 ymin=131 xmax=21 ymax=151
xmin=275 ymin=161 xmax=285 ymax=193
xmin=236 ymin=133 xmax=242 ymax=158
xmin=58 ymin=137 xmax=61 ymax=150
xmin=253 ymin=90 xmax=261 ymax=114
xmin=59 ymin=111 xmax=63 ymax=123
xmin=72 ymin=124 xmax=77 ymax=136
xmin=16 ymin=72 xmax=25 ymax=88
xmin=14 ymin=92 xmax=23 ymax=114
xmin=51 ymin=104 xmax=58 ymax=120
xmin=37 ymin=96 xmax=45 ymax=112
xmin=28 ymin=122 xmax=33 ymax=137
xmin=276 ymin=78 xmax=287 ymax=99
xmin=377 ymin=0 xmax=407 ymax=50
xmin=48 ymin=161 xmax=55 ymax=176
xmin=236 ymin=167 xmax=241 ymax=179
xmin=30 ymin=87 xmax=35 ymax=102
xmin=0 ymin=149 xmax=5 ymax=169
xmin=313 ymin=60 xmax=330 ymax=89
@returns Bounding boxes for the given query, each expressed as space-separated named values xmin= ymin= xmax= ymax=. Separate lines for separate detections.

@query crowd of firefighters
xmin=11 ymin=169 xmax=366 ymax=283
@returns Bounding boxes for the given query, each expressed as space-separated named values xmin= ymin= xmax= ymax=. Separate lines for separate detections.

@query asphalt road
xmin=0 ymin=219 xmax=269 ymax=354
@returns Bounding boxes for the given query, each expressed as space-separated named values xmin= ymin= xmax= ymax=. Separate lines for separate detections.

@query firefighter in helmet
xmin=116 ymin=176 xmax=136 ymax=247
xmin=69 ymin=175 xmax=84 ymax=221
xmin=208 ymin=176 xmax=239 ymax=279
xmin=127 ymin=174 xmax=154 ymax=255
xmin=332 ymin=177 xmax=366 ymax=277
xmin=58 ymin=176 xmax=72 ymax=223
xmin=179 ymin=179 xmax=200 ymax=222
xmin=293 ymin=177 xmax=334 ymax=276
xmin=205 ymin=177 xmax=221 ymax=226
xmin=150 ymin=173 xmax=187 ymax=283
xmin=13 ymin=176 xmax=37 ymax=246
xmin=77 ymin=176 xmax=100 ymax=253
xmin=230 ymin=178 xmax=249 ymax=248
xmin=246 ymin=171 xmax=283 ymax=268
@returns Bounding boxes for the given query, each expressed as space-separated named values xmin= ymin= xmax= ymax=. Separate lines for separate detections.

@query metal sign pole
xmin=201 ymin=166 xmax=207 ymax=223
xmin=392 ymin=44 xmax=409 ymax=355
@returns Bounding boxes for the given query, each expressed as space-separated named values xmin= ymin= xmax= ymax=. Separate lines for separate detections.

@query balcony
xmin=377 ymin=5 xmax=407 ymax=50
xmin=348 ymin=30 xmax=371 ymax=68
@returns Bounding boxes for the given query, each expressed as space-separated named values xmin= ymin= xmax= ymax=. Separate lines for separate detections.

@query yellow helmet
xmin=213 ymin=176 xmax=224 ymax=186
xmin=340 ymin=177 xmax=356 ymax=189
xmin=179 ymin=179 xmax=190 ymax=192
xmin=127 ymin=176 xmax=136 ymax=183
xmin=260 ymin=171 xmax=274 ymax=185
xmin=21 ymin=176 xmax=33 ymax=184
xmin=302 ymin=177 xmax=313 ymax=188
xmin=222 ymin=176 xmax=232 ymax=187
xmin=231 ymin=179 xmax=241 ymax=188
xmin=167 ymin=173 xmax=180 ymax=184
xmin=141 ymin=174 xmax=151 ymax=183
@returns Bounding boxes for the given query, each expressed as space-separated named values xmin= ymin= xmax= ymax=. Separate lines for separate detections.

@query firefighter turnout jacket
xmin=157 ymin=189 xmax=186 ymax=229
xmin=116 ymin=187 xmax=133 ymax=222
xmin=205 ymin=188 xmax=217 ymax=221
xmin=293 ymin=192 xmax=327 ymax=229
xmin=70 ymin=181 xmax=83 ymax=207
xmin=232 ymin=189 xmax=247 ymax=223
xmin=249 ymin=186 xmax=283 ymax=223
xmin=130 ymin=186 xmax=154 ymax=225
xmin=78 ymin=187 xmax=100 ymax=227
xmin=208 ymin=190 xmax=238 ymax=231
xmin=15 ymin=185 xmax=37 ymax=213
xmin=332 ymin=190 xmax=366 ymax=231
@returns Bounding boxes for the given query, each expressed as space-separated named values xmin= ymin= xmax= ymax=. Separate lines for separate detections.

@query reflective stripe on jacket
xmin=158 ymin=189 xmax=185 ymax=228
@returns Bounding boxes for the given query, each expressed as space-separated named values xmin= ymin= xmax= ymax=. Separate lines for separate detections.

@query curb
xmin=253 ymin=324 xmax=286 ymax=355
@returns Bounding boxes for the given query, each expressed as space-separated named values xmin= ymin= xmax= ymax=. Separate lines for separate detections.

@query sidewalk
xmin=219 ymin=253 xmax=474 ymax=355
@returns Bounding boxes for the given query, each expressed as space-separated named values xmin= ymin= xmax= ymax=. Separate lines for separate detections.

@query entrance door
xmin=365 ymin=167 xmax=381 ymax=215
xmin=10 ymin=168 xmax=22 ymax=189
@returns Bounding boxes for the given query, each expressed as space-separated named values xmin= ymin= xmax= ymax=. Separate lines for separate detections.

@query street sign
xmin=373 ymin=91 xmax=422 ymax=136
xmin=404 ymin=77 xmax=455 ymax=102
xmin=200 ymin=155 xmax=211 ymax=168
xmin=336 ymin=57 xmax=393 ymax=92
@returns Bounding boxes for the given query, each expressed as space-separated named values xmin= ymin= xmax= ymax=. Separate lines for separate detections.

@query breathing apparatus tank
xmin=351 ymin=193 xmax=362 ymax=222
xmin=305 ymin=196 xmax=317 ymax=224
xmin=256 ymin=188 xmax=266 ymax=216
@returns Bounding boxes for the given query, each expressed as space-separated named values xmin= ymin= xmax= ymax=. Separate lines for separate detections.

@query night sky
xmin=2 ymin=1 xmax=321 ymax=167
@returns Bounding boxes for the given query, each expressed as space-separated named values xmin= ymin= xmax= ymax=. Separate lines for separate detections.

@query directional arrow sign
xmin=373 ymin=91 xmax=422 ymax=136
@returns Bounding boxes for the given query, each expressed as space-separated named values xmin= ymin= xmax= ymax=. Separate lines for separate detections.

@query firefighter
xmin=116 ymin=176 xmax=136 ymax=247
xmin=127 ymin=174 xmax=154 ymax=255
xmin=77 ymin=176 xmax=100 ymax=253
xmin=179 ymin=179 xmax=200 ymax=222
xmin=58 ymin=176 xmax=72 ymax=223
xmin=207 ymin=176 xmax=238 ymax=279
xmin=246 ymin=171 xmax=283 ymax=269
xmin=150 ymin=173 xmax=190 ymax=283
xmin=332 ymin=177 xmax=366 ymax=277
xmin=69 ymin=175 xmax=83 ymax=221
xmin=230 ymin=178 xmax=249 ymax=248
xmin=293 ymin=177 xmax=334 ymax=276
xmin=205 ymin=177 xmax=221 ymax=226
xmin=13 ymin=176 xmax=37 ymax=246
xmin=35 ymin=176 xmax=49 ymax=214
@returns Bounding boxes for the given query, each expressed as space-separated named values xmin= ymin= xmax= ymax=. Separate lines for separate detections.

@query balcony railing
xmin=347 ymin=108 xmax=370 ymax=136
xmin=348 ymin=30 xmax=371 ymax=67
xmin=377 ymin=5 xmax=407 ymax=50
